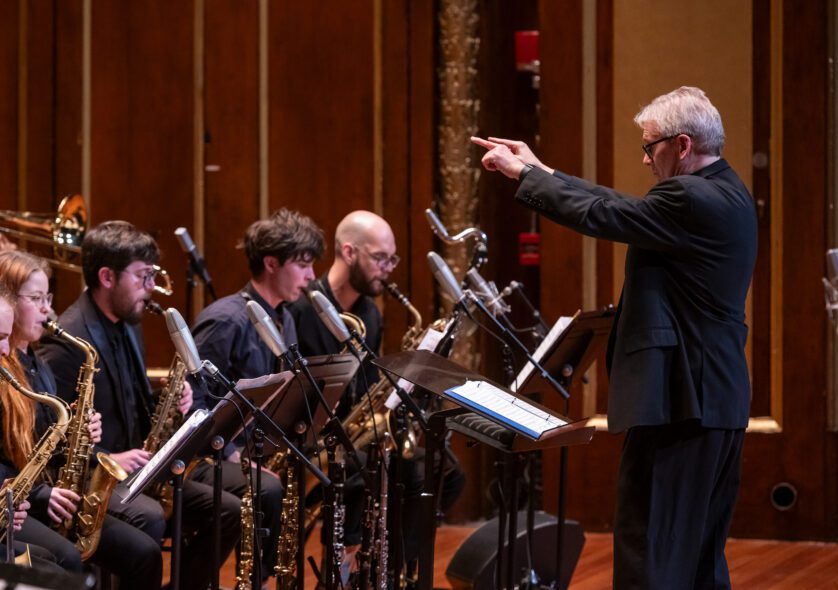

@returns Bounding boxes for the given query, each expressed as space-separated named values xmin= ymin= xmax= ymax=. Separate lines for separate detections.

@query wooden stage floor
xmin=166 ymin=525 xmax=838 ymax=589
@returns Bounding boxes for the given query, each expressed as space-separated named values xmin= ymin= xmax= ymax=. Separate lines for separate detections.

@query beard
xmin=348 ymin=261 xmax=382 ymax=297
xmin=114 ymin=295 xmax=147 ymax=325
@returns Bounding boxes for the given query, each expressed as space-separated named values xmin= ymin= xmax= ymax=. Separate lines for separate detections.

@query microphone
xmin=466 ymin=268 xmax=509 ymax=316
xmin=245 ymin=300 xmax=289 ymax=358
xmin=164 ymin=307 xmax=203 ymax=374
xmin=426 ymin=251 xmax=466 ymax=305
xmin=175 ymin=227 xmax=216 ymax=299
xmin=309 ymin=291 xmax=352 ymax=344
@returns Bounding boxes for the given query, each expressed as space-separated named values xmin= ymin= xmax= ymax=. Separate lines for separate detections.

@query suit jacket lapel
xmin=79 ymin=295 xmax=131 ymax=432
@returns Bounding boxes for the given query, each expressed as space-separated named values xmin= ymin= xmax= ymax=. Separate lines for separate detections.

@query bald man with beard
xmin=289 ymin=210 xmax=465 ymax=580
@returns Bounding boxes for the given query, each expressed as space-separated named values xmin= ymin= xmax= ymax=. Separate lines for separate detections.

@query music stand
xmin=509 ymin=307 xmax=614 ymax=589
xmin=373 ymin=350 xmax=595 ymax=590
xmin=121 ymin=372 xmax=292 ymax=590
xmin=512 ymin=308 xmax=615 ymax=397
xmin=256 ymin=353 xmax=360 ymax=458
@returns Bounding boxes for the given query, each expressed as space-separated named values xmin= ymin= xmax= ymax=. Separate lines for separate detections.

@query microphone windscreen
xmin=427 ymin=251 xmax=464 ymax=303
xmin=424 ymin=208 xmax=449 ymax=240
xmin=245 ymin=300 xmax=287 ymax=357
xmin=310 ymin=291 xmax=351 ymax=342
xmin=164 ymin=307 xmax=202 ymax=374
xmin=174 ymin=227 xmax=195 ymax=254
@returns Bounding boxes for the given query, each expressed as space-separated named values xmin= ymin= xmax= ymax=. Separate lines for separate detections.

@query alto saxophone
xmin=44 ymin=320 xmax=128 ymax=561
xmin=235 ymin=455 xmax=255 ymax=590
xmin=144 ymin=299 xmax=188 ymax=518
xmin=274 ymin=456 xmax=299 ymax=590
xmin=0 ymin=364 xmax=71 ymax=543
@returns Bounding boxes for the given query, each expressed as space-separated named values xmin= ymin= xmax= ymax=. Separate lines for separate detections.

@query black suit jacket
xmin=516 ymin=159 xmax=757 ymax=432
xmin=38 ymin=291 xmax=155 ymax=453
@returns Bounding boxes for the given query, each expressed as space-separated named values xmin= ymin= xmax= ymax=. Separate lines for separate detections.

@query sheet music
xmin=446 ymin=379 xmax=567 ymax=439
xmin=510 ymin=315 xmax=573 ymax=392
xmin=123 ymin=409 xmax=209 ymax=502
xmin=384 ymin=326 xmax=446 ymax=410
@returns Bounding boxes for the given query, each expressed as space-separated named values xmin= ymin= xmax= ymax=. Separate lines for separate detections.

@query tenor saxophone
xmin=44 ymin=320 xmax=128 ymax=561
xmin=0 ymin=365 xmax=71 ymax=543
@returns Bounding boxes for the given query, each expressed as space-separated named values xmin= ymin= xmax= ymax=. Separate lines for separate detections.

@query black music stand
xmin=121 ymin=372 xmax=293 ymax=590
xmin=251 ymin=354 xmax=359 ymax=590
xmin=373 ymin=350 xmax=595 ymax=590
xmin=256 ymin=353 xmax=360 ymax=459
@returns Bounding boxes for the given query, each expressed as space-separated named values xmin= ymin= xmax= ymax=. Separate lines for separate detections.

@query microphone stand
xmin=283 ymin=343 xmax=371 ymax=488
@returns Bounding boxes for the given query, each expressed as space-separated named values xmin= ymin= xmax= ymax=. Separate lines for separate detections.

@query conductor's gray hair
xmin=634 ymin=86 xmax=725 ymax=156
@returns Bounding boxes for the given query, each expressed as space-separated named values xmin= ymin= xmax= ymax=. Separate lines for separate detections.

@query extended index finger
xmin=486 ymin=136 xmax=519 ymax=147
xmin=470 ymin=136 xmax=500 ymax=150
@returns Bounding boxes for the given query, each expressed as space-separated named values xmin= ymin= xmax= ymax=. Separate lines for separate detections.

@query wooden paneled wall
xmin=1 ymin=0 xmax=836 ymax=540
xmin=0 ymin=0 xmax=436 ymax=370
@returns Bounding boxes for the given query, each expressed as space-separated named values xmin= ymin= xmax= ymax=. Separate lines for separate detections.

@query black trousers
xmin=109 ymin=475 xmax=241 ymax=590
xmin=17 ymin=516 xmax=83 ymax=572
xmin=190 ymin=458 xmax=283 ymax=579
xmin=613 ymin=421 xmax=745 ymax=590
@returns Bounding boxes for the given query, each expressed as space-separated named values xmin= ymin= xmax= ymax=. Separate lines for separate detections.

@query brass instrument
xmin=45 ymin=320 xmax=128 ymax=561
xmin=339 ymin=310 xmax=366 ymax=354
xmin=274 ymin=457 xmax=299 ymax=589
xmin=235 ymin=455 xmax=255 ymax=590
xmin=0 ymin=196 xmax=173 ymax=296
xmin=143 ymin=301 xmax=187 ymax=457
xmin=0 ymin=365 xmax=71 ymax=547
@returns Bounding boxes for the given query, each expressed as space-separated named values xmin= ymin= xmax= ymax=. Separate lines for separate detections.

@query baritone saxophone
xmin=44 ymin=320 xmax=128 ymax=561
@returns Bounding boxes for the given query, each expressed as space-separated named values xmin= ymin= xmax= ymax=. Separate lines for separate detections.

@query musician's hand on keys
xmin=110 ymin=449 xmax=151 ymax=473
xmin=87 ymin=410 xmax=103 ymax=444
xmin=178 ymin=380 xmax=194 ymax=415
xmin=47 ymin=487 xmax=80 ymax=524
xmin=13 ymin=499 xmax=29 ymax=531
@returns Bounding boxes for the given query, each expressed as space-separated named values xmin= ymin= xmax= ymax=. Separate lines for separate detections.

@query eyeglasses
xmin=122 ymin=266 xmax=159 ymax=288
xmin=641 ymin=134 xmax=680 ymax=158
xmin=18 ymin=292 xmax=53 ymax=308
xmin=355 ymin=245 xmax=400 ymax=270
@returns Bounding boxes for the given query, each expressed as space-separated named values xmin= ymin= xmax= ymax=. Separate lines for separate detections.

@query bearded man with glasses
xmin=289 ymin=210 xmax=465 ymax=583
xmin=38 ymin=220 xmax=242 ymax=590
xmin=473 ymin=86 xmax=757 ymax=590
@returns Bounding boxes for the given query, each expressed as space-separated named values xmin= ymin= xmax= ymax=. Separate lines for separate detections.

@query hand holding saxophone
xmin=87 ymin=410 xmax=102 ymax=444
xmin=47 ymin=487 xmax=79 ymax=523
xmin=158 ymin=375 xmax=193 ymax=416
xmin=109 ymin=449 xmax=151 ymax=474
xmin=12 ymin=499 xmax=29 ymax=531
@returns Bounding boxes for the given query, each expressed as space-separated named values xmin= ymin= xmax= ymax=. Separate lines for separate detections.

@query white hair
xmin=634 ymin=86 xmax=725 ymax=156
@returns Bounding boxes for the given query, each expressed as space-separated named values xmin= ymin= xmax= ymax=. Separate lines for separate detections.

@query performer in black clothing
xmin=474 ymin=86 xmax=757 ymax=589
xmin=0 ymin=284 xmax=72 ymax=575
xmin=37 ymin=222 xmax=241 ymax=590
xmin=190 ymin=208 xmax=325 ymax=579
xmin=288 ymin=210 xmax=465 ymax=567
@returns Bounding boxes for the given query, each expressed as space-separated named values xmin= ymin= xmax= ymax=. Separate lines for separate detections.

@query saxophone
xmin=0 ymin=365 xmax=71 ymax=543
xmin=235 ymin=455 xmax=255 ymax=590
xmin=45 ymin=320 xmax=128 ymax=561
xmin=339 ymin=281 xmax=443 ymax=458
xmin=274 ymin=457 xmax=299 ymax=590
